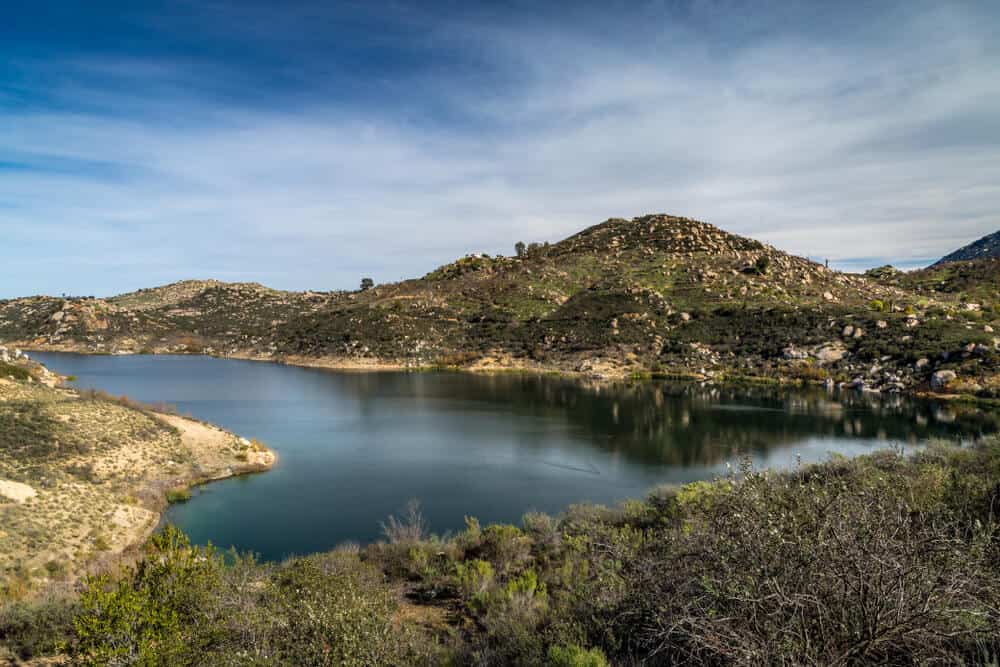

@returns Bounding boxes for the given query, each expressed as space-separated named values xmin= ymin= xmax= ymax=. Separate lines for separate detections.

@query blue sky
xmin=2 ymin=0 xmax=998 ymax=298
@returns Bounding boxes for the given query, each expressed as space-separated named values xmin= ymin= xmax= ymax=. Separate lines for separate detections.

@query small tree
xmin=754 ymin=256 xmax=771 ymax=275
xmin=360 ymin=277 xmax=374 ymax=291
xmin=514 ymin=241 xmax=526 ymax=258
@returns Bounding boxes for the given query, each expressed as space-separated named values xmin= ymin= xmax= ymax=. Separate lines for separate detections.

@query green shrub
xmin=269 ymin=553 xmax=405 ymax=666
xmin=455 ymin=559 xmax=494 ymax=610
xmin=0 ymin=362 xmax=30 ymax=381
xmin=479 ymin=524 xmax=532 ymax=574
xmin=548 ymin=644 xmax=609 ymax=667
xmin=71 ymin=526 xmax=222 ymax=666
xmin=166 ymin=486 xmax=192 ymax=503
xmin=0 ymin=595 xmax=78 ymax=660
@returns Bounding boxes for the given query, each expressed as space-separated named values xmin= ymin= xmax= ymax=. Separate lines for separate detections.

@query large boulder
xmin=930 ymin=370 xmax=957 ymax=392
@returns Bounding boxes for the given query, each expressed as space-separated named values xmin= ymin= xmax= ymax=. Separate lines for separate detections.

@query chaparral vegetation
xmin=3 ymin=435 xmax=999 ymax=665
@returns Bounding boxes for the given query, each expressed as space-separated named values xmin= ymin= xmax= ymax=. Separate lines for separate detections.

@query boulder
xmin=930 ymin=370 xmax=957 ymax=391
xmin=814 ymin=343 xmax=847 ymax=364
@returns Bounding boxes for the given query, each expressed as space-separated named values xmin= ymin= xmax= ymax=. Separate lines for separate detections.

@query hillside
xmin=933 ymin=229 xmax=1000 ymax=265
xmin=0 ymin=351 xmax=273 ymax=599
xmin=869 ymin=258 xmax=1000 ymax=307
xmin=2 ymin=214 xmax=998 ymax=396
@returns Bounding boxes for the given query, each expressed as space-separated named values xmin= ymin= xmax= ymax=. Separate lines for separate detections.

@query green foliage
xmin=71 ymin=526 xmax=222 ymax=666
xmin=478 ymin=524 xmax=532 ymax=575
xmin=268 ymin=553 xmax=403 ymax=666
xmin=0 ymin=362 xmax=30 ymax=381
xmin=869 ymin=299 xmax=887 ymax=312
xmin=547 ymin=644 xmax=609 ymax=667
xmin=165 ymin=486 xmax=192 ymax=503
xmin=455 ymin=559 xmax=494 ymax=611
xmin=0 ymin=595 xmax=78 ymax=661
xmin=675 ymin=479 xmax=731 ymax=511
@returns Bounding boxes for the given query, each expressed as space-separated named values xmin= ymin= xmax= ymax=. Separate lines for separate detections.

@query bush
xmin=477 ymin=524 xmax=532 ymax=575
xmin=0 ymin=595 xmax=78 ymax=660
xmin=268 ymin=554 xmax=405 ymax=666
xmin=616 ymin=460 xmax=1000 ymax=664
xmin=380 ymin=498 xmax=428 ymax=544
xmin=548 ymin=644 xmax=609 ymax=667
xmin=0 ymin=362 xmax=30 ymax=381
xmin=71 ymin=526 xmax=222 ymax=666
xmin=166 ymin=486 xmax=192 ymax=503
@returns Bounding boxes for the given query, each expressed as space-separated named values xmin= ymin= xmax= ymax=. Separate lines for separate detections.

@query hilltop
xmin=2 ymin=214 xmax=998 ymax=396
xmin=933 ymin=229 xmax=1000 ymax=265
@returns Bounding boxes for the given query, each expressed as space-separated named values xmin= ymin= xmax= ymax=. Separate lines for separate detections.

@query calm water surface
xmin=34 ymin=352 xmax=998 ymax=561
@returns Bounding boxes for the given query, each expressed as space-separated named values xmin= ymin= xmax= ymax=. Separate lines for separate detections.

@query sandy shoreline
xmin=81 ymin=410 xmax=278 ymax=584
xmin=0 ymin=367 xmax=276 ymax=597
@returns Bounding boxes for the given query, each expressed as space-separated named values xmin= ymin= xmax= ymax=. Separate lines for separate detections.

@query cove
xmin=33 ymin=352 xmax=998 ymax=561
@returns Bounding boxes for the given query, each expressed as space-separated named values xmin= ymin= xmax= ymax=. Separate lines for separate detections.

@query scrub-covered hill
xmin=2 ymin=214 xmax=998 ymax=396
xmin=933 ymin=229 xmax=1000 ymax=265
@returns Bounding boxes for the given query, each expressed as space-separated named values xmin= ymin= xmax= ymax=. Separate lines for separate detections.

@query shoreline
xmin=18 ymin=342 xmax=997 ymax=407
xmin=80 ymin=409 xmax=278 ymax=587
xmin=0 ymin=362 xmax=277 ymax=598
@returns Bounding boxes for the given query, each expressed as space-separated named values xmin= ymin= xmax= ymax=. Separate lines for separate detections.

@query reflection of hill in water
xmin=338 ymin=373 xmax=1000 ymax=468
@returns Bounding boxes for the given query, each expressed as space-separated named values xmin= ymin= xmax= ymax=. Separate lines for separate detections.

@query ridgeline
xmin=2 ymin=214 xmax=998 ymax=397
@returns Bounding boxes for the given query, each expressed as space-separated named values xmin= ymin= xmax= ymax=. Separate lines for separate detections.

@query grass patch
xmin=165 ymin=487 xmax=192 ymax=504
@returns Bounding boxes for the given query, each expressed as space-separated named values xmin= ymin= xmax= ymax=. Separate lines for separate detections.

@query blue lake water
xmin=33 ymin=352 xmax=997 ymax=561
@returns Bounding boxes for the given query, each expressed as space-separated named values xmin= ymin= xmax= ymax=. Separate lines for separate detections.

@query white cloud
xmin=1 ymin=1 xmax=998 ymax=298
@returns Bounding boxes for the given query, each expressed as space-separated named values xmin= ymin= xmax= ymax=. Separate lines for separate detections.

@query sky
xmin=2 ymin=0 xmax=999 ymax=298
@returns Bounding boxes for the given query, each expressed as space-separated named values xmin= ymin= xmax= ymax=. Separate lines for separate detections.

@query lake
xmin=33 ymin=352 xmax=998 ymax=561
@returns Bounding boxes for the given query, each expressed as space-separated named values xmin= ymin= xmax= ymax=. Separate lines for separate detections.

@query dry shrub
xmin=380 ymin=499 xmax=429 ymax=544
xmin=617 ymin=465 xmax=1000 ymax=665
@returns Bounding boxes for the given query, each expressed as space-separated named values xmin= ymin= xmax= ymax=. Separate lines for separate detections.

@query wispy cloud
xmin=1 ymin=1 xmax=998 ymax=298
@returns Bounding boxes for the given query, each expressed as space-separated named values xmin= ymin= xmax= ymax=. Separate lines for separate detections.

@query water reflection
xmin=31 ymin=353 xmax=998 ymax=559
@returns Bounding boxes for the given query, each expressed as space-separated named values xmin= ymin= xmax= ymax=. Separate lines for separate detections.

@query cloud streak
xmin=1 ymin=0 xmax=998 ymax=298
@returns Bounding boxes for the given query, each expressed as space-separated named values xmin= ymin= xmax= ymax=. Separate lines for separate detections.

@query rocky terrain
xmin=933 ymin=229 xmax=1000 ymax=265
xmin=0 ymin=351 xmax=274 ymax=599
xmin=2 ymin=214 xmax=998 ymax=398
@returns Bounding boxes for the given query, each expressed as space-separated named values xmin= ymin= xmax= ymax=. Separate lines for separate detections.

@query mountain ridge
xmin=933 ymin=230 xmax=1000 ymax=265
xmin=2 ymin=214 xmax=997 ymax=396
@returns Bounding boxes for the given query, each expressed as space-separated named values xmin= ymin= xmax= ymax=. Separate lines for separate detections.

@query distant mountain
xmin=934 ymin=230 xmax=1000 ymax=265
xmin=2 ymin=214 xmax=997 ymax=394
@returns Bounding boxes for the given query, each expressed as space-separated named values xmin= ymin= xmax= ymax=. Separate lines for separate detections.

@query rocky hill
xmin=933 ymin=230 xmax=1000 ymax=265
xmin=2 ymin=214 xmax=998 ymax=396
xmin=870 ymin=258 xmax=1000 ymax=307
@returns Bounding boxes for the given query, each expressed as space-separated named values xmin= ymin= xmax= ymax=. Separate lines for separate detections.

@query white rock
xmin=930 ymin=370 xmax=957 ymax=391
